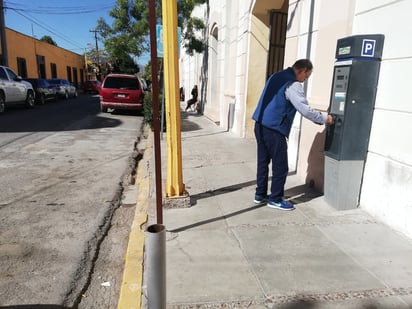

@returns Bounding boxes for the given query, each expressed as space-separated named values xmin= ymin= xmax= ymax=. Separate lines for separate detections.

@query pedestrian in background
xmin=185 ymin=85 xmax=198 ymax=111
xmin=252 ymin=59 xmax=334 ymax=211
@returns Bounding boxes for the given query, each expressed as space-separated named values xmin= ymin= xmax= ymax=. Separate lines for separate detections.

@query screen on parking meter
xmin=330 ymin=66 xmax=350 ymax=115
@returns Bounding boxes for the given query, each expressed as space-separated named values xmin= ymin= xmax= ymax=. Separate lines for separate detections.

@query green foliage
xmin=110 ymin=54 xmax=139 ymax=74
xmin=141 ymin=59 xmax=162 ymax=85
xmin=142 ymin=61 xmax=153 ymax=82
xmin=96 ymin=0 xmax=150 ymax=62
xmin=177 ymin=0 xmax=207 ymax=55
xmin=143 ymin=89 xmax=165 ymax=132
xmin=143 ymin=91 xmax=154 ymax=130
xmin=178 ymin=0 xmax=207 ymax=21
xmin=96 ymin=0 xmax=208 ymax=64
xmin=40 ymin=35 xmax=57 ymax=46
xmin=181 ymin=16 xmax=206 ymax=56
xmin=85 ymin=47 xmax=109 ymax=65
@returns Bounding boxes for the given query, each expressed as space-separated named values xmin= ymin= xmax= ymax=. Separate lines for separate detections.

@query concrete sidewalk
xmin=144 ymin=109 xmax=412 ymax=308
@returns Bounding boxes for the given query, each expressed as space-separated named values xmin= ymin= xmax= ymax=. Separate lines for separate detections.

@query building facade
xmin=3 ymin=28 xmax=85 ymax=87
xmin=180 ymin=0 xmax=412 ymax=239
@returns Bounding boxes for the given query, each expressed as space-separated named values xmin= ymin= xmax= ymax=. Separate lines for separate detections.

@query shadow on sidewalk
xmin=190 ymin=179 xmax=322 ymax=206
xmin=285 ymin=184 xmax=323 ymax=204
xmin=181 ymin=111 xmax=203 ymax=132
xmin=169 ymin=183 xmax=322 ymax=233
xmin=182 ymin=130 xmax=227 ymax=140
xmin=168 ymin=202 xmax=265 ymax=233
xmin=279 ymin=299 xmax=399 ymax=309
xmin=0 ymin=304 xmax=70 ymax=309
xmin=189 ymin=179 xmax=257 ymax=204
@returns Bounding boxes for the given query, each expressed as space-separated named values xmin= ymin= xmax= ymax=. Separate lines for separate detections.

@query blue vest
xmin=259 ymin=81 xmax=297 ymax=137
xmin=252 ymin=67 xmax=297 ymax=137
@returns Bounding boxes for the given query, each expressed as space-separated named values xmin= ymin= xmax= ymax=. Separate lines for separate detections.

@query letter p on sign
xmin=362 ymin=39 xmax=376 ymax=57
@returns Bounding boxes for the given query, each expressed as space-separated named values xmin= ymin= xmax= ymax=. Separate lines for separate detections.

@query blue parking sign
xmin=361 ymin=39 xmax=376 ymax=57
xmin=156 ymin=25 xmax=181 ymax=58
xmin=156 ymin=25 xmax=164 ymax=58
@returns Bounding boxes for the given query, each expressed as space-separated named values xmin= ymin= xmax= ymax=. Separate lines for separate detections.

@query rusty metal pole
xmin=149 ymin=0 xmax=163 ymax=224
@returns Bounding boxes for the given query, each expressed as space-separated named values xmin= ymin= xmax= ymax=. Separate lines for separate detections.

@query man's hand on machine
xmin=326 ymin=115 xmax=335 ymax=125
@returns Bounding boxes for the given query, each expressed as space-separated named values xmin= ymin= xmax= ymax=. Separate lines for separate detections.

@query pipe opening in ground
xmin=147 ymin=224 xmax=165 ymax=233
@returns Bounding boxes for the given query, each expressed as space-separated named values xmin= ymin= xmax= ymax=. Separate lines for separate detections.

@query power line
xmin=4 ymin=1 xmax=116 ymax=15
xmin=4 ymin=1 xmax=115 ymax=51
xmin=9 ymin=8 xmax=85 ymax=50
xmin=5 ymin=4 xmax=115 ymax=15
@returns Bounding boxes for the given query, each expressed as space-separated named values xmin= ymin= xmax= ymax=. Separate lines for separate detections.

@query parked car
xmin=23 ymin=78 xmax=57 ymax=105
xmin=99 ymin=74 xmax=146 ymax=113
xmin=0 ymin=65 xmax=35 ymax=114
xmin=47 ymin=78 xmax=78 ymax=99
xmin=82 ymin=80 xmax=101 ymax=94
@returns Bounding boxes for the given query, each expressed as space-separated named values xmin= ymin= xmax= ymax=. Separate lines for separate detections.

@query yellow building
xmin=4 ymin=28 xmax=85 ymax=87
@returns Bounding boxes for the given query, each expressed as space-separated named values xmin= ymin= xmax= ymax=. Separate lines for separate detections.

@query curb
xmin=117 ymin=127 xmax=153 ymax=309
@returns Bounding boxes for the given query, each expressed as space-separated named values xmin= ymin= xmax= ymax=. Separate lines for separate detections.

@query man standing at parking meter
xmin=252 ymin=59 xmax=334 ymax=211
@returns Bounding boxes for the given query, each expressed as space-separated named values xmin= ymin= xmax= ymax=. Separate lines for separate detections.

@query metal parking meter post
xmin=146 ymin=224 xmax=166 ymax=309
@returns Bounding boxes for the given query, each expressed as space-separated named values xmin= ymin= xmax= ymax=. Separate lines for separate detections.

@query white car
xmin=0 ymin=66 xmax=35 ymax=114
xmin=47 ymin=78 xmax=78 ymax=99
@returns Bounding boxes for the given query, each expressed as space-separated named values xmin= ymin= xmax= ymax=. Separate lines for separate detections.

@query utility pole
xmin=89 ymin=29 xmax=100 ymax=65
xmin=89 ymin=29 xmax=100 ymax=80
xmin=0 ymin=0 xmax=8 ymax=66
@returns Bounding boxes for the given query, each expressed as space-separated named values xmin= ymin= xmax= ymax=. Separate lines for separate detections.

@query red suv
xmin=99 ymin=74 xmax=145 ymax=113
xmin=83 ymin=80 xmax=101 ymax=94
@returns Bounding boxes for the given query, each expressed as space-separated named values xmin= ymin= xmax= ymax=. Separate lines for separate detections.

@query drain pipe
xmin=227 ymin=98 xmax=236 ymax=131
xmin=146 ymin=224 xmax=166 ymax=308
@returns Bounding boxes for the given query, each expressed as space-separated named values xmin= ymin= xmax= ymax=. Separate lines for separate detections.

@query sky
xmin=3 ymin=0 xmax=150 ymax=65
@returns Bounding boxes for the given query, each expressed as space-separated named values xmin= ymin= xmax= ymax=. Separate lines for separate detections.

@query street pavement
xmin=123 ymin=104 xmax=412 ymax=309
xmin=0 ymin=96 xmax=144 ymax=308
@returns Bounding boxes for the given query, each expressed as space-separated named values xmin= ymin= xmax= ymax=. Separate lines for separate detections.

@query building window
xmin=66 ymin=66 xmax=72 ymax=82
xmin=51 ymin=63 xmax=57 ymax=78
xmin=80 ymin=68 xmax=84 ymax=85
xmin=17 ymin=57 xmax=28 ymax=78
xmin=72 ymin=67 xmax=78 ymax=87
xmin=36 ymin=55 xmax=46 ymax=78
xmin=267 ymin=10 xmax=287 ymax=79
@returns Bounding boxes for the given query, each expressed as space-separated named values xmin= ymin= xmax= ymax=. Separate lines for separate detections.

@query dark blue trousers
xmin=254 ymin=122 xmax=288 ymax=203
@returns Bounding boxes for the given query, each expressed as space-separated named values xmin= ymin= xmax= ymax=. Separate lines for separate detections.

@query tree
xmin=96 ymin=0 xmax=149 ymax=64
xmin=142 ymin=60 xmax=154 ymax=82
xmin=110 ymin=54 xmax=139 ymax=74
xmin=178 ymin=0 xmax=208 ymax=56
xmin=84 ymin=47 xmax=111 ymax=79
xmin=40 ymin=35 xmax=57 ymax=46
xmin=96 ymin=0 xmax=208 ymax=64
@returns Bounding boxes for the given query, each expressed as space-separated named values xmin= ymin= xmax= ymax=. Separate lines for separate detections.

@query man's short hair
xmin=292 ymin=59 xmax=313 ymax=71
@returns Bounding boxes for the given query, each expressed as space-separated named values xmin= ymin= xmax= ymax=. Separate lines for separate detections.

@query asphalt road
xmin=0 ymin=94 xmax=145 ymax=307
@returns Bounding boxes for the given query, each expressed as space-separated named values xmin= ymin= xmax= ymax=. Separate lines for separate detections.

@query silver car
xmin=0 ymin=65 xmax=35 ymax=114
xmin=47 ymin=78 xmax=78 ymax=99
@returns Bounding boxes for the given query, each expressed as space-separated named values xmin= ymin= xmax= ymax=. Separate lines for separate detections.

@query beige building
xmin=180 ymin=0 xmax=412 ymax=239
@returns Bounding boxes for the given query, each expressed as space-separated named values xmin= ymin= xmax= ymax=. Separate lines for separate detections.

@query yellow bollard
xmin=162 ymin=0 xmax=186 ymax=198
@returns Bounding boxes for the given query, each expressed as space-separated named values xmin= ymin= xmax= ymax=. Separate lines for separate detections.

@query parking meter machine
xmin=324 ymin=34 xmax=384 ymax=210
